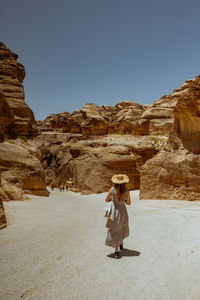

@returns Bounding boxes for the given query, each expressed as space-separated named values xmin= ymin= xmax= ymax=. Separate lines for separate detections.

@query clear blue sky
xmin=1 ymin=0 xmax=200 ymax=120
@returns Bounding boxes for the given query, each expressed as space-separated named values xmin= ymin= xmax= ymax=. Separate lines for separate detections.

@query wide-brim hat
xmin=111 ymin=174 xmax=129 ymax=184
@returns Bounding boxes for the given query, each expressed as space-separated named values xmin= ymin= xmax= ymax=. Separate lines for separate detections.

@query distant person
xmin=59 ymin=186 xmax=62 ymax=192
xmin=51 ymin=184 xmax=54 ymax=191
xmin=62 ymin=185 xmax=65 ymax=191
xmin=105 ymin=174 xmax=131 ymax=259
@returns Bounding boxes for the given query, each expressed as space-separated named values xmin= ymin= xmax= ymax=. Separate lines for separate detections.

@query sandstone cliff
xmin=140 ymin=75 xmax=200 ymax=200
xmin=0 ymin=140 xmax=49 ymax=200
xmin=0 ymin=42 xmax=36 ymax=138
xmin=38 ymin=132 xmax=166 ymax=194
xmin=0 ymin=42 xmax=48 ymax=212
xmin=38 ymin=97 xmax=175 ymax=137
xmin=0 ymin=173 xmax=7 ymax=229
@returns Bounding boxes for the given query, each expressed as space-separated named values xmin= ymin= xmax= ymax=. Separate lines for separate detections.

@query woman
xmin=105 ymin=174 xmax=131 ymax=259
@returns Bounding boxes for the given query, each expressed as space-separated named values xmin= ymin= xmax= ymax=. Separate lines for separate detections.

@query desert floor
xmin=1 ymin=190 xmax=200 ymax=300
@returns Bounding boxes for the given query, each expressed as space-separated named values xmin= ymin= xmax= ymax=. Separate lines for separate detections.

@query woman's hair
xmin=114 ymin=183 xmax=126 ymax=202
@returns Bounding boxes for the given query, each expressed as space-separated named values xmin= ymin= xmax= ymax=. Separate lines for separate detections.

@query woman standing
xmin=105 ymin=174 xmax=131 ymax=259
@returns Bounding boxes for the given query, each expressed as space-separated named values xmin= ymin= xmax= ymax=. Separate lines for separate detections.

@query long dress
xmin=105 ymin=187 xmax=129 ymax=247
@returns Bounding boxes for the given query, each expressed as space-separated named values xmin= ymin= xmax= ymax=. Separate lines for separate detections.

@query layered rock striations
xmin=0 ymin=90 xmax=14 ymax=141
xmin=38 ymin=97 xmax=175 ymax=137
xmin=0 ymin=140 xmax=49 ymax=200
xmin=0 ymin=42 xmax=36 ymax=137
xmin=140 ymin=75 xmax=200 ymax=200
xmin=0 ymin=42 xmax=48 ymax=211
xmin=38 ymin=132 xmax=164 ymax=194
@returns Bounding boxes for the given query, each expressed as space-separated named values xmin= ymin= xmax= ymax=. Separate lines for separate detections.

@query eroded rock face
xmin=0 ymin=198 xmax=7 ymax=229
xmin=108 ymin=101 xmax=144 ymax=134
xmin=39 ymin=133 xmax=161 ymax=194
xmin=39 ymin=98 xmax=176 ymax=137
xmin=140 ymin=75 xmax=200 ymax=200
xmin=0 ymin=90 xmax=14 ymax=140
xmin=0 ymin=42 xmax=48 ymax=206
xmin=0 ymin=140 xmax=49 ymax=200
xmin=0 ymin=42 xmax=36 ymax=137
xmin=0 ymin=174 xmax=7 ymax=229
xmin=140 ymin=95 xmax=176 ymax=135
xmin=81 ymin=103 xmax=109 ymax=135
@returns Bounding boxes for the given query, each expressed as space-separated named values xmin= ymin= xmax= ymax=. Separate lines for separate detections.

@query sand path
xmin=1 ymin=190 xmax=200 ymax=300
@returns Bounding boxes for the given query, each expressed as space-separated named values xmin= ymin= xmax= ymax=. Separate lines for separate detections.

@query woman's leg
xmin=115 ymin=246 xmax=119 ymax=252
xmin=114 ymin=246 xmax=120 ymax=259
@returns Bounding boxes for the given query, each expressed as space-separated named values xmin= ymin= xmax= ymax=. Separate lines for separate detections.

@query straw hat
xmin=111 ymin=174 xmax=129 ymax=184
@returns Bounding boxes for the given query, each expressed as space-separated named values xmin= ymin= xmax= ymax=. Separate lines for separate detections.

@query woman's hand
xmin=105 ymin=188 xmax=112 ymax=202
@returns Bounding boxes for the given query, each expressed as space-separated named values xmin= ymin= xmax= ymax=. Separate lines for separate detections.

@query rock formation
xmin=0 ymin=42 xmax=36 ymax=138
xmin=0 ymin=173 xmax=7 ymax=229
xmin=0 ymin=90 xmax=14 ymax=141
xmin=0 ymin=140 xmax=49 ymax=200
xmin=107 ymin=101 xmax=144 ymax=134
xmin=140 ymin=75 xmax=200 ymax=200
xmin=38 ymin=98 xmax=175 ymax=137
xmin=2 ymin=40 xmax=200 ymax=210
xmin=0 ymin=42 xmax=48 ymax=213
xmin=38 ymin=132 xmax=164 ymax=194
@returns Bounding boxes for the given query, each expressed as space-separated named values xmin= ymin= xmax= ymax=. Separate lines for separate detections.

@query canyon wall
xmin=1 ymin=40 xmax=200 ymax=210
xmin=140 ymin=75 xmax=200 ymax=200
xmin=0 ymin=42 xmax=48 ymax=214
xmin=38 ymin=133 xmax=163 ymax=194
xmin=0 ymin=174 xmax=7 ymax=229
xmin=0 ymin=42 xmax=36 ymax=138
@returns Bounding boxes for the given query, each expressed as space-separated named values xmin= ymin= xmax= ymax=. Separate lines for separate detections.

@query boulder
xmin=0 ymin=141 xmax=49 ymax=200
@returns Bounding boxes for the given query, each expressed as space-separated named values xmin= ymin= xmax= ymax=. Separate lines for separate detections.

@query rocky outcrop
xmin=0 ymin=90 xmax=14 ymax=141
xmin=38 ymin=99 xmax=175 ymax=137
xmin=81 ymin=103 xmax=109 ymax=135
xmin=39 ymin=132 xmax=163 ymax=194
xmin=0 ymin=174 xmax=7 ymax=229
xmin=140 ymin=95 xmax=176 ymax=135
xmin=0 ymin=198 xmax=6 ymax=229
xmin=140 ymin=75 xmax=200 ymax=200
xmin=0 ymin=140 xmax=49 ymax=200
xmin=0 ymin=42 xmax=36 ymax=137
xmin=108 ymin=101 xmax=144 ymax=134
xmin=0 ymin=42 xmax=48 ymax=206
xmin=38 ymin=101 xmax=144 ymax=135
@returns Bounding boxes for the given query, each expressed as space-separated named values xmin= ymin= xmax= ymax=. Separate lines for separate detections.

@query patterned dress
xmin=105 ymin=187 xmax=129 ymax=247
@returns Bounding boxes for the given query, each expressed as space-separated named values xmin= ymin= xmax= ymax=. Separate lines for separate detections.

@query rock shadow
xmin=107 ymin=248 xmax=141 ymax=259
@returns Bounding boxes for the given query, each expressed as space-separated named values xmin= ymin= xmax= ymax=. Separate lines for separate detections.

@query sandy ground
xmin=1 ymin=190 xmax=200 ymax=300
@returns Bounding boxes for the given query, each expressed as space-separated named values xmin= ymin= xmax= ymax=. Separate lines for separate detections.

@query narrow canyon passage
xmin=1 ymin=190 xmax=200 ymax=300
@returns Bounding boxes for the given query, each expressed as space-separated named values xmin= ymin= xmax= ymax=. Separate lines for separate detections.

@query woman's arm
xmin=105 ymin=188 xmax=112 ymax=202
xmin=125 ymin=191 xmax=131 ymax=205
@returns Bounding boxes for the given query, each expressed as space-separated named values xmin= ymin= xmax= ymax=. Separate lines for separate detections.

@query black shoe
xmin=120 ymin=244 xmax=123 ymax=250
xmin=114 ymin=251 xmax=120 ymax=259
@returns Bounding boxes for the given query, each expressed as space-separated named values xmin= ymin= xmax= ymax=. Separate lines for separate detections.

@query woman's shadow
xmin=107 ymin=248 xmax=141 ymax=259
